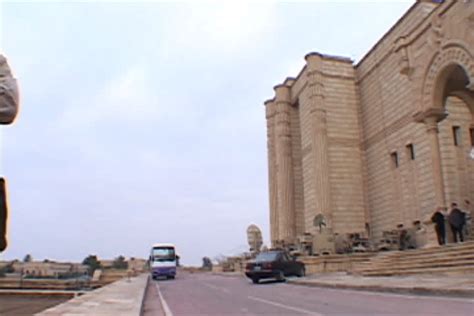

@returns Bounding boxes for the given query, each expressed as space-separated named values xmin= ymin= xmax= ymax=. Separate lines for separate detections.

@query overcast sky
xmin=0 ymin=0 xmax=413 ymax=266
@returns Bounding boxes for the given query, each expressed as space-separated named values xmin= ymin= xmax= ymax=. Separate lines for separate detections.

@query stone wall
xmin=265 ymin=0 xmax=474 ymax=246
xmin=356 ymin=0 xmax=474 ymax=239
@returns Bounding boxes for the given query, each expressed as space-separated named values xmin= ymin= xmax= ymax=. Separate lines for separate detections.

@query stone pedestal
xmin=312 ymin=228 xmax=336 ymax=255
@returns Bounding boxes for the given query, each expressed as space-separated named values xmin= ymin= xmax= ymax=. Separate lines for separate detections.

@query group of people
xmin=431 ymin=200 xmax=471 ymax=245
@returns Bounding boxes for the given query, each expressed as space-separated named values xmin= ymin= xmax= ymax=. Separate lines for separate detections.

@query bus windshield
xmin=152 ymin=247 xmax=176 ymax=262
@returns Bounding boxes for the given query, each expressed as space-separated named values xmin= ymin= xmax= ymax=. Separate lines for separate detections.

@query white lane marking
xmin=248 ymin=295 xmax=324 ymax=316
xmin=155 ymin=282 xmax=174 ymax=316
xmin=293 ymin=284 xmax=474 ymax=303
xmin=203 ymin=282 xmax=231 ymax=294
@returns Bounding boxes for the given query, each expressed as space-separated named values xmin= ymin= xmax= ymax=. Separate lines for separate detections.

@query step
xmin=361 ymin=260 xmax=474 ymax=276
xmin=355 ymin=260 xmax=474 ymax=275
xmin=360 ymin=266 xmax=474 ymax=276
xmin=351 ymin=246 xmax=474 ymax=268
xmin=362 ymin=265 xmax=474 ymax=277
xmin=378 ymin=245 xmax=474 ymax=260
xmin=355 ymin=253 xmax=474 ymax=270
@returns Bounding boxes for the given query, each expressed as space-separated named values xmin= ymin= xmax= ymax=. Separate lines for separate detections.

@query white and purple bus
xmin=150 ymin=243 xmax=177 ymax=280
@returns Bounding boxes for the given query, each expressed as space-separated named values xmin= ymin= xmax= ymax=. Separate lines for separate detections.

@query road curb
xmin=139 ymin=276 xmax=151 ymax=316
xmin=287 ymin=280 xmax=474 ymax=298
xmin=211 ymin=272 xmax=244 ymax=278
xmin=155 ymin=282 xmax=173 ymax=316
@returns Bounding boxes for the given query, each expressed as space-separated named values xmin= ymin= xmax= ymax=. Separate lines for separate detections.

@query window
xmin=255 ymin=252 xmax=279 ymax=262
xmin=281 ymin=253 xmax=290 ymax=262
xmin=391 ymin=152 xmax=399 ymax=169
xmin=470 ymin=128 xmax=474 ymax=147
xmin=452 ymin=126 xmax=461 ymax=146
xmin=152 ymin=247 xmax=176 ymax=262
xmin=406 ymin=144 xmax=415 ymax=160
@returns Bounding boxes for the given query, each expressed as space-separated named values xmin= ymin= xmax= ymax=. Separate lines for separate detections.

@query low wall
xmin=99 ymin=269 xmax=130 ymax=285
xmin=37 ymin=273 xmax=148 ymax=315
xmin=0 ymin=277 xmax=93 ymax=290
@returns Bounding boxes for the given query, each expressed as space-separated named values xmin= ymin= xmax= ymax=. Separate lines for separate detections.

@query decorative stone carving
xmin=467 ymin=12 xmax=474 ymax=31
xmin=246 ymin=224 xmax=263 ymax=253
xmin=394 ymin=36 xmax=414 ymax=77
xmin=428 ymin=14 xmax=444 ymax=49
xmin=312 ymin=227 xmax=335 ymax=255
xmin=0 ymin=54 xmax=19 ymax=124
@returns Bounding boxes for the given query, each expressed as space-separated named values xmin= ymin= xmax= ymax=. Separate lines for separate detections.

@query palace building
xmin=264 ymin=0 xmax=474 ymax=246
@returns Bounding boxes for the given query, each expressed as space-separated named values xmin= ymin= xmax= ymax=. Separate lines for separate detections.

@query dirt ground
xmin=0 ymin=295 xmax=70 ymax=315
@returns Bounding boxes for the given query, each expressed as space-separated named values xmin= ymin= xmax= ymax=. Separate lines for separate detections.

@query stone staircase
xmin=350 ymin=241 xmax=474 ymax=277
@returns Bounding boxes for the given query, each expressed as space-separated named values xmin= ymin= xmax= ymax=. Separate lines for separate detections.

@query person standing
xmin=0 ymin=54 xmax=19 ymax=252
xmin=431 ymin=207 xmax=446 ymax=246
xmin=448 ymin=202 xmax=466 ymax=243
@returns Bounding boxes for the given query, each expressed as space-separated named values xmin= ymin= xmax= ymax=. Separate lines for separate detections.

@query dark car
xmin=245 ymin=250 xmax=305 ymax=284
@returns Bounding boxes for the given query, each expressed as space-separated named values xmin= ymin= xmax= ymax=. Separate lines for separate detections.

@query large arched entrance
xmin=436 ymin=63 xmax=474 ymax=212
xmin=417 ymin=45 xmax=474 ymax=216
xmin=439 ymin=94 xmax=473 ymax=207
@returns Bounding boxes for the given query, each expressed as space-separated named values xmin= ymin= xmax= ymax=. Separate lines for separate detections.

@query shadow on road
xmin=248 ymin=279 xmax=286 ymax=285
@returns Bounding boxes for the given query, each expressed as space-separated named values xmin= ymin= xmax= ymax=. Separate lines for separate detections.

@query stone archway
xmin=417 ymin=43 xmax=474 ymax=211
xmin=421 ymin=43 xmax=474 ymax=112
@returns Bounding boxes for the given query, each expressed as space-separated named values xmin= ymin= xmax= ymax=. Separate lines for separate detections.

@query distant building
xmin=264 ymin=1 xmax=474 ymax=246
xmin=98 ymin=259 xmax=114 ymax=269
xmin=11 ymin=261 xmax=88 ymax=277
xmin=97 ymin=258 xmax=147 ymax=271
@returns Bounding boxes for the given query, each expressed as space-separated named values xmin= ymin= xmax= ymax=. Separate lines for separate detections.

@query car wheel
xmin=297 ymin=267 xmax=306 ymax=277
xmin=276 ymin=271 xmax=286 ymax=282
xmin=252 ymin=277 xmax=259 ymax=284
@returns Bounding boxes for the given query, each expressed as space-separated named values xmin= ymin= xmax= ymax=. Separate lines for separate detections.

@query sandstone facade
xmin=265 ymin=0 xmax=474 ymax=246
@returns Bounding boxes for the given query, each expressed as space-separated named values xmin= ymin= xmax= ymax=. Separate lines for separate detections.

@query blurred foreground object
xmin=0 ymin=54 xmax=20 ymax=252
xmin=0 ymin=54 xmax=19 ymax=124
xmin=0 ymin=178 xmax=8 ymax=251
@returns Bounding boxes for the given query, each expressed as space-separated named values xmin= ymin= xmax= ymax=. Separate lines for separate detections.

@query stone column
xmin=305 ymin=53 xmax=332 ymax=228
xmin=274 ymin=84 xmax=296 ymax=243
xmin=423 ymin=112 xmax=447 ymax=208
xmin=265 ymin=99 xmax=279 ymax=246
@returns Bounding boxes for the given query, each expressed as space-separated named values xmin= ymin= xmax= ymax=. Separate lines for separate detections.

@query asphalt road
xmin=147 ymin=272 xmax=474 ymax=316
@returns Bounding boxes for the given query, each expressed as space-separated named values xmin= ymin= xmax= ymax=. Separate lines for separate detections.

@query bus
xmin=149 ymin=243 xmax=177 ymax=280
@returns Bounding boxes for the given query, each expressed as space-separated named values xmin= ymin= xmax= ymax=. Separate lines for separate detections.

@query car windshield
xmin=152 ymin=247 xmax=176 ymax=262
xmin=255 ymin=252 xmax=279 ymax=262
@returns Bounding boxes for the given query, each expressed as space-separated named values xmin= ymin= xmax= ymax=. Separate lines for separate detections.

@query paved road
xmin=147 ymin=272 xmax=474 ymax=316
